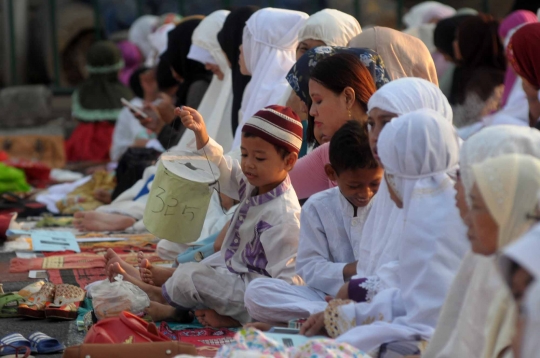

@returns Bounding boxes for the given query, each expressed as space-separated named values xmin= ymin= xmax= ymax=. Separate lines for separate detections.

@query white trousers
xmin=163 ymin=262 xmax=255 ymax=323
xmin=245 ymin=277 xmax=328 ymax=324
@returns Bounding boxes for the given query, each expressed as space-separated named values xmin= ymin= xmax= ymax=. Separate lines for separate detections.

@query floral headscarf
xmin=286 ymin=46 xmax=390 ymax=105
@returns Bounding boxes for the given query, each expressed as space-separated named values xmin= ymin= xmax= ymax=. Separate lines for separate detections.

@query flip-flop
xmin=0 ymin=293 xmax=25 ymax=318
xmin=0 ymin=333 xmax=31 ymax=356
xmin=27 ymin=332 xmax=65 ymax=354
xmin=45 ymin=284 xmax=85 ymax=320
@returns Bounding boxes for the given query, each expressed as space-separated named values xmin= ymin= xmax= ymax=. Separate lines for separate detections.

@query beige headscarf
xmin=424 ymin=127 xmax=540 ymax=358
xmin=348 ymin=27 xmax=438 ymax=85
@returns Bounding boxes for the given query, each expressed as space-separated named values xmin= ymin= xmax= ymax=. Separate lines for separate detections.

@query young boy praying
xmin=244 ymin=121 xmax=383 ymax=326
xmin=108 ymin=104 xmax=304 ymax=327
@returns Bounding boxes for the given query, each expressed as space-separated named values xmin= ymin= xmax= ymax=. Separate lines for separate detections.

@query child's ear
xmin=324 ymin=164 xmax=338 ymax=181
xmin=284 ymin=152 xmax=298 ymax=171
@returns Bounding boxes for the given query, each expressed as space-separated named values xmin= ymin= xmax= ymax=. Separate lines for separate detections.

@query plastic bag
xmin=90 ymin=274 xmax=150 ymax=320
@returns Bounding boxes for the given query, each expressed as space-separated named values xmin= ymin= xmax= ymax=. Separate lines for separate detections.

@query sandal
xmin=0 ymin=334 xmax=31 ymax=357
xmin=28 ymin=332 xmax=65 ymax=354
xmin=0 ymin=293 xmax=25 ymax=318
xmin=18 ymin=282 xmax=55 ymax=319
xmin=45 ymin=284 xmax=85 ymax=320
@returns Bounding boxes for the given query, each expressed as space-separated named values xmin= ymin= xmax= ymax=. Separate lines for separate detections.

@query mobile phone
xmin=121 ymin=98 xmax=148 ymax=119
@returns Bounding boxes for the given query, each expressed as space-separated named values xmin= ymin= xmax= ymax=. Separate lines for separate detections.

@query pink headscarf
xmin=116 ymin=41 xmax=143 ymax=86
xmin=500 ymin=10 xmax=537 ymax=106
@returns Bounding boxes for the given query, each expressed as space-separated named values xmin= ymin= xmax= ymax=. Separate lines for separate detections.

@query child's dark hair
xmin=243 ymin=132 xmax=290 ymax=159
xmin=129 ymin=66 xmax=149 ymax=98
xmin=329 ymin=120 xmax=379 ymax=174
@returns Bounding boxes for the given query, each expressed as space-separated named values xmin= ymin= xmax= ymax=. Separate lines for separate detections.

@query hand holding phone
xmin=121 ymin=98 xmax=148 ymax=119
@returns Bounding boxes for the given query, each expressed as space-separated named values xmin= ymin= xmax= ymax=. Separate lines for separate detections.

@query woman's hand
xmin=300 ymin=312 xmax=327 ymax=337
xmin=137 ymin=103 xmax=165 ymax=134
xmin=177 ymin=106 xmax=209 ymax=149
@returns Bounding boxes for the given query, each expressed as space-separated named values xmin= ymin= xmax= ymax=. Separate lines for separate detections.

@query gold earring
xmin=348 ymin=109 xmax=352 ymax=119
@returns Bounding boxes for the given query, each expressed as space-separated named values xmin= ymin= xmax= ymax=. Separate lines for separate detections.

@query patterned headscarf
xmin=286 ymin=46 xmax=390 ymax=105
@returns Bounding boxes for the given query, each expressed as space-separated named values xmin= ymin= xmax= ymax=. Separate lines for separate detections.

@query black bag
xmin=111 ymin=148 xmax=161 ymax=200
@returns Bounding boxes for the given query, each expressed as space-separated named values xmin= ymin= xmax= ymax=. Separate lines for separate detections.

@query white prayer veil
xmin=145 ymin=23 xmax=175 ymax=67
xmin=367 ymin=77 xmax=452 ymax=123
xmin=232 ymin=8 xmax=308 ymax=150
xmin=298 ymin=9 xmax=362 ymax=47
xmin=459 ymin=125 xmax=540 ymax=207
xmin=499 ymin=222 xmax=540 ymax=291
xmin=357 ymin=77 xmax=454 ymax=277
xmin=424 ymin=131 xmax=540 ymax=358
xmin=403 ymin=1 xmax=456 ymax=28
xmin=338 ymin=109 xmax=466 ymax=352
xmin=173 ymin=10 xmax=233 ymax=152
xmin=472 ymin=154 xmax=540 ymax=250
xmin=128 ymin=15 xmax=159 ymax=59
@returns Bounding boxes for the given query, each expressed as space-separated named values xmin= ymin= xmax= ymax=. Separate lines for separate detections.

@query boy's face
xmin=325 ymin=165 xmax=383 ymax=208
xmin=241 ymin=135 xmax=297 ymax=195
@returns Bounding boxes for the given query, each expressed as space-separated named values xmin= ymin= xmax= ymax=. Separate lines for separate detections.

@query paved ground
xmin=0 ymin=252 xmax=84 ymax=357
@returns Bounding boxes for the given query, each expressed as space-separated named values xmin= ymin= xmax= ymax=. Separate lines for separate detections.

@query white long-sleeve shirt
xmin=198 ymin=137 xmax=302 ymax=284
xmin=296 ymin=187 xmax=372 ymax=296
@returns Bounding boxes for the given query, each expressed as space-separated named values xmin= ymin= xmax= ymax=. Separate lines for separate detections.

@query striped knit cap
xmin=242 ymin=105 xmax=303 ymax=154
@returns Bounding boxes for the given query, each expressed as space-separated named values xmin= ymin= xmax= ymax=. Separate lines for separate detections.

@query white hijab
xmin=501 ymin=222 xmax=540 ymax=358
xmin=357 ymin=78 xmax=453 ymax=277
xmin=424 ymin=129 xmax=540 ymax=358
xmin=232 ymin=8 xmax=308 ymax=150
xmin=128 ymin=15 xmax=159 ymax=59
xmin=174 ymin=10 xmax=233 ymax=152
xmin=339 ymin=109 xmax=466 ymax=352
xmin=298 ymin=9 xmax=361 ymax=46
xmin=145 ymin=23 xmax=176 ymax=67
xmin=403 ymin=1 xmax=456 ymax=28
xmin=367 ymin=77 xmax=452 ymax=122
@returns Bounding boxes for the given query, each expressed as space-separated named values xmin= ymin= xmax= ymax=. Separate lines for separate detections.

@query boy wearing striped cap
xmin=144 ymin=104 xmax=304 ymax=327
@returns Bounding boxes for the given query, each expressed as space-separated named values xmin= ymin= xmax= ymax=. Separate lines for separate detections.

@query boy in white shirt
xmin=108 ymin=104 xmax=304 ymax=328
xmin=244 ymin=120 xmax=383 ymax=325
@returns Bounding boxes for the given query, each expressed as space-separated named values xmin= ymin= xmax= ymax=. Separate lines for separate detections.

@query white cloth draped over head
xmin=499 ymin=222 xmax=540 ymax=291
xmin=367 ymin=77 xmax=452 ymax=122
xmin=128 ymin=15 xmax=159 ymax=59
xmin=403 ymin=1 xmax=456 ymax=28
xmin=336 ymin=109 xmax=467 ymax=352
xmin=172 ymin=10 xmax=233 ymax=152
xmin=232 ymin=8 xmax=308 ymax=150
xmin=277 ymin=8 xmax=361 ymax=108
xmin=145 ymin=23 xmax=176 ymax=67
xmin=424 ymin=135 xmax=540 ymax=358
xmin=473 ymin=154 xmax=540 ymax=249
xmin=359 ymin=77 xmax=454 ymax=280
xmin=499 ymin=222 xmax=540 ymax=358
xmin=348 ymin=27 xmax=438 ymax=85
xmin=298 ymin=9 xmax=362 ymax=46
xmin=459 ymin=125 xmax=540 ymax=207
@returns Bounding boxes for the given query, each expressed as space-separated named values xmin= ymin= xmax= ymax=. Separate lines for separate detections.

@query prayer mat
xmin=159 ymin=321 xmax=239 ymax=357
xmin=9 ymin=251 xmax=169 ymax=273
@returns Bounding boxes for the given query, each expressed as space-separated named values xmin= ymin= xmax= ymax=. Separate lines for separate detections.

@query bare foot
xmin=244 ymin=322 xmax=273 ymax=331
xmin=145 ymin=301 xmax=193 ymax=322
xmin=73 ymin=211 xmax=135 ymax=232
xmin=108 ymin=262 xmax=167 ymax=304
xmin=139 ymin=258 xmax=175 ymax=286
xmin=195 ymin=309 xmax=241 ymax=328
xmin=93 ymin=188 xmax=112 ymax=204
xmin=104 ymin=249 xmax=140 ymax=279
